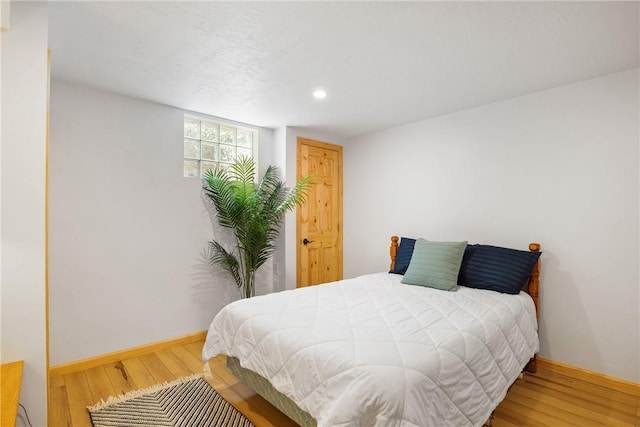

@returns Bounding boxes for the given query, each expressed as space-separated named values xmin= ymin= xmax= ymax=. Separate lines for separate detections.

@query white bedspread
xmin=203 ymin=273 xmax=539 ymax=427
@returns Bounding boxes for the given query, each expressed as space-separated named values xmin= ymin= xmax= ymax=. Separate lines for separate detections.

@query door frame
xmin=296 ymin=137 xmax=343 ymax=287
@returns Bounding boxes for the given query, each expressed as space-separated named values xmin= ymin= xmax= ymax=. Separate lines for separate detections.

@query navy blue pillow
xmin=457 ymin=244 xmax=479 ymax=285
xmin=458 ymin=244 xmax=541 ymax=294
xmin=389 ymin=237 xmax=416 ymax=275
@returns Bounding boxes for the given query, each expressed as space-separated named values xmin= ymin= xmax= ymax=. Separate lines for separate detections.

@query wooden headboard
xmin=389 ymin=235 xmax=541 ymax=372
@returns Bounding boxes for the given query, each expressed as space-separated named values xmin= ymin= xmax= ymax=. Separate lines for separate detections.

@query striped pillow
xmin=459 ymin=244 xmax=541 ymax=294
xmin=401 ymin=239 xmax=467 ymax=291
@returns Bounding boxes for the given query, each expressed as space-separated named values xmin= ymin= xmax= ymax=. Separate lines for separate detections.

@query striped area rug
xmin=88 ymin=374 xmax=254 ymax=427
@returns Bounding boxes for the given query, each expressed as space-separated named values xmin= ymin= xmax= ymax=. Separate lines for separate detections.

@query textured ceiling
xmin=48 ymin=1 xmax=639 ymax=138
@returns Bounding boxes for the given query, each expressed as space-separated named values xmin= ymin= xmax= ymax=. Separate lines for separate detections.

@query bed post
xmin=528 ymin=243 xmax=541 ymax=318
xmin=390 ymin=236 xmax=399 ymax=271
xmin=526 ymin=242 xmax=541 ymax=373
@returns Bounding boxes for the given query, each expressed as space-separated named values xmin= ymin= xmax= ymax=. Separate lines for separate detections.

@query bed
xmin=203 ymin=236 xmax=541 ymax=427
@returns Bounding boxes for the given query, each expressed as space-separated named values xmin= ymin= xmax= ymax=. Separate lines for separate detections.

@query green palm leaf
xmin=203 ymin=157 xmax=311 ymax=298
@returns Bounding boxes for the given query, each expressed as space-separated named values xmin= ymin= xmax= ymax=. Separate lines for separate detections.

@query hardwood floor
xmin=49 ymin=339 xmax=640 ymax=427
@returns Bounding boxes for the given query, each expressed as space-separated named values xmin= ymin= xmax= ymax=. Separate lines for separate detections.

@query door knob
xmin=303 ymin=238 xmax=314 ymax=245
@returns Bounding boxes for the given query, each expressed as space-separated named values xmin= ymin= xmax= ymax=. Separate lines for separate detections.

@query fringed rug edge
xmin=87 ymin=373 xmax=204 ymax=413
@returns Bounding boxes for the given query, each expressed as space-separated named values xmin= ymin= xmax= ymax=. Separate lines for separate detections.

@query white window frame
xmin=183 ymin=114 xmax=259 ymax=178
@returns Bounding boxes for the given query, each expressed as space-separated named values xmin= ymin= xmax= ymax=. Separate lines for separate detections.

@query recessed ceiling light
xmin=313 ymin=89 xmax=327 ymax=99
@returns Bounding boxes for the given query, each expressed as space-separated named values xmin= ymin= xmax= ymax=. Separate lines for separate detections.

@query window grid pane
xmin=184 ymin=119 xmax=200 ymax=139
xmin=201 ymin=122 xmax=218 ymax=142
xmin=201 ymin=142 xmax=218 ymax=161
xmin=184 ymin=160 xmax=199 ymax=177
xmin=237 ymin=131 xmax=252 ymax=148
xmin=237 ymin=147 xmax=252 ymax=159
xmin=201 ymin=161 xmax=217 ymax=176
xmin=220 ymin=126 xmax=236 ymax=144
xmin=184 ymin=117 xmax=257 ymax=178
xmin=184 ymin=138 xmax=201 ymax=159
xmin=219 ymin=144 xmax=236 ymax=163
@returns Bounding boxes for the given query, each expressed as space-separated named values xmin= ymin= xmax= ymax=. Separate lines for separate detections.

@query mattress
xmin=203 ymin=272 xmax=539 ymax=427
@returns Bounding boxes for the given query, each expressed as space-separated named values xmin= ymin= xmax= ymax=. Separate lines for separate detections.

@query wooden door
xmin=296 ymin=138 xmax=343 ymax=287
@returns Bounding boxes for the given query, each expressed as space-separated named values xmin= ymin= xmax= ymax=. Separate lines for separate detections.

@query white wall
xmin=0 ymin=2 xmax=49 ymax=425
xmin=49 ymin=81 xmax=275 ymax=365
xmin=272 ymin=126 xmax=288 ymax=291
xmin=343 ymin=69 xmax=640 ymax=382
xmin=46 ymin=35 xmax=639 ymax=385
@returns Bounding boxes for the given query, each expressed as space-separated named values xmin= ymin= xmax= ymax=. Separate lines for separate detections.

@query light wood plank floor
xmin=49 ymin=339 xmax=640 ymax=427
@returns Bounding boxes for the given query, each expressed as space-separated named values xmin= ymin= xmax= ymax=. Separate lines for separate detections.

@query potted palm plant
xmin=203 ymin=157 xmax=311 ymax=298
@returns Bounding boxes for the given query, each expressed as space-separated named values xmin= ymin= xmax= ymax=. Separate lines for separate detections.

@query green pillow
xmin=401 ymin=239 xmax=468 ymax=291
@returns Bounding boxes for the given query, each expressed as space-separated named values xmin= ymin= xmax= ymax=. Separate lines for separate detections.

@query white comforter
xmin=203 ymin=273 xmax=539 ymax=427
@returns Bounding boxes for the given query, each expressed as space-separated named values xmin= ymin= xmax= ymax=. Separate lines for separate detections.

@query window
xmin=183 ymin=116 xmax=258 ymax=178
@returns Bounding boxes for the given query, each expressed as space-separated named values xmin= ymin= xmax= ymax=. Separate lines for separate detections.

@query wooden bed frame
xmin=389 ymin=235 xmax=541 ymax=373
